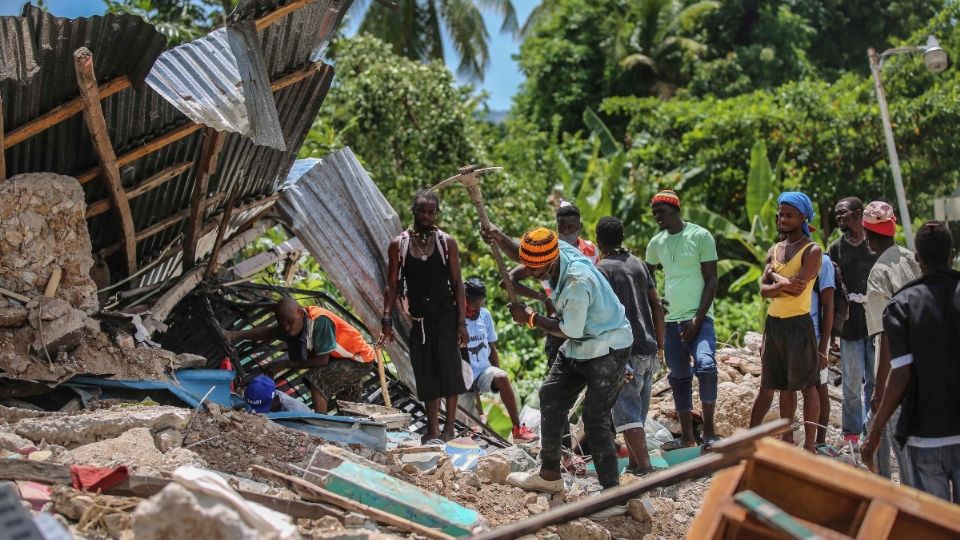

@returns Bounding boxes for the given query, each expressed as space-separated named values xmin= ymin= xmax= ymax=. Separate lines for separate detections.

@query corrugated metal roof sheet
xmin=277 ymin=149 xmax=417 ymax=390
xmin=0 ymin=0 xmax=349 ymax=290
xmin=146 ymin=20 xmax=285 ymax=150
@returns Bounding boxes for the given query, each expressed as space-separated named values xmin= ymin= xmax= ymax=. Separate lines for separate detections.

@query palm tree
xmin=618 ymin=0 xmax=718 ymax=98
xmin=354 ymin=0 xmax=518 ymax=81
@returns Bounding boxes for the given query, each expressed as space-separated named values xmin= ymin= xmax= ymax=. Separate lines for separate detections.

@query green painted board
xmin=662 ymin=445 xmax=702 ymax=466
xmin=322 ymin=461 xmax=483 ymax=537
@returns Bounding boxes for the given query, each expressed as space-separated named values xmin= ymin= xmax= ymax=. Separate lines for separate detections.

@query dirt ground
xmin=184 ymin=409 xmax=323 ymax=474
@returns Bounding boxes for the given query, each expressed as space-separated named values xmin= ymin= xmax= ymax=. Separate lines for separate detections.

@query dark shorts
xmin=760 ymin=314 xmax=819 ymax=391
xmin=305 ymin=359 xmax=373 ymax=402
xmin=409 ymin=306 xmax=467 ymax=401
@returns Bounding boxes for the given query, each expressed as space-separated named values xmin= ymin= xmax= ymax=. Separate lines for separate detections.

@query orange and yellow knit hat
xmin=520 ymin=228 xmax=560 ymax=269
xmin=651 ymin=189 xmax=680 ymax=208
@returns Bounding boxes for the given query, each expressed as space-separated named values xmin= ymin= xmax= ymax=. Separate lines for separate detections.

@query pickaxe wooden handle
xmin=429 ymin=165 xmax=518 ymax=303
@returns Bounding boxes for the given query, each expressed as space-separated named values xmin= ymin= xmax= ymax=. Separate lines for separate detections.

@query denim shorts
xmin=612 ymin=354 xmax=657 ymax=432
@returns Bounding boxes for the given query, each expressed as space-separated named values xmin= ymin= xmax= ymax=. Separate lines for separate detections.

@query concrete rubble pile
xmin=0 ymin=173 xmax=208 ymax=384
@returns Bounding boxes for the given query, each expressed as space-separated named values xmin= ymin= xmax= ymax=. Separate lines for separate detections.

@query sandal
xmin=660 ymin=438 xmax=694 ymax=452
xmin=701 ymin=435 xmax=722 ymax=454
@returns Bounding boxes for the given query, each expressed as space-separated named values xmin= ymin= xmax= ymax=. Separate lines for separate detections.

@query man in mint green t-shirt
xmin=646 ymin=190 xmax=720 ymax=451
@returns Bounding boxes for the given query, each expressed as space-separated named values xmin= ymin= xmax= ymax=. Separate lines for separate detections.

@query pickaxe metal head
xmin=428 ymin=165 xmax=503 ymax=193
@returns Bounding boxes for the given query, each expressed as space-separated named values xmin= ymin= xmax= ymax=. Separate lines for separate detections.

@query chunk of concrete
xmin=133 ymin=483 xmax=262 ymax=540
xmin=0 ymin=431 xmax=37 ymax=454
xmin=475 ymin=455 xmax=511 ymax=484
xmin=555 ymin=519 xmax=611 ymax=540
xmin=488 ymin=445 xmax=538 ymax=472
xmin=29 ymin=304 xmax=86 ymax=355
xmin=15 ymin=406 xmax=190 ymax=447
xmin=627 ymin=498 xmax=657 ymax=522
xmin=55 ymin=427 xmax=205 ymax=476
xmin=0 ymin=307 xmax=28 ymax=327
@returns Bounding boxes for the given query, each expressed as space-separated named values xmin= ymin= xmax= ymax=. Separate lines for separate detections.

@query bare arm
xmin=481 ymin=226 xmax=522 ymax=263
xmin=508 ymin=265 xmax=547 ymax=302
xmin=225 ymin=324 xmax=277 ymax=343
xmin=488 ymin=341 xmax=500 ymax=368
xmin=264 ymin=352 xmax=331 ymax=373
xmin=380 ymin=238 xmax=401 ymax=340
xmin=760 ymin=246 xmax=781 ymax=299
xmin=796 ymin=243 xmax=823 ymax=283
xmin=446 ymin=237 xmax=469 ymax=347
xmin=648 ymin=285 xmax=665 ymax=350
xmin=696 ymin=260 xmax=718 ymax=321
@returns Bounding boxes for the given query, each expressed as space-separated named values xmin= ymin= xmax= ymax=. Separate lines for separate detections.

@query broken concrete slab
xmin=307 ymin=447 xmax=486 ymax=537
xmin=336 ymin=402 xmax=411 ymax=430
xmin=0 ymin=173 xmax=99 ymax=314
xmin=53 ymin=427 xmax=206 ymax=476
xmin=133 ymin=482 xmax=263 ymax=540
xmin=29 ymin=303 xmax=86 ymax=355
xmin=0 ymin=404 xmax=58 ymax=423
xmin=14 ymin=406 xmax=190 ymax=447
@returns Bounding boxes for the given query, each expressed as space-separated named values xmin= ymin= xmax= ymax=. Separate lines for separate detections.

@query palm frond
xmin=476 ymin=0 xmax=519 ymax=37
xmin=620 ymin=52 xmax=658 ymax=73
xmin=438 ymin=0 xmax=489 ymax=80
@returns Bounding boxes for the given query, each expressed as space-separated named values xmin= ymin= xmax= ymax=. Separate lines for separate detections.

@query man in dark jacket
xmin=862 ymin=222 xmax=960 ymax=502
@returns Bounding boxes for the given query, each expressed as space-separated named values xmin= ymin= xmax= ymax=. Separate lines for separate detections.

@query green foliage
xmin=103 ymin=0 xmax=236 ymax=46
xmin=354 ymin=0 xmax=518 ymax=81
xmin=713 ymin=295 xmax=765 ymax=347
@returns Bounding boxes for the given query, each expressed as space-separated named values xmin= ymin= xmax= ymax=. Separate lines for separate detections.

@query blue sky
xmin=0 ymin=0 xmax=535 ymax=111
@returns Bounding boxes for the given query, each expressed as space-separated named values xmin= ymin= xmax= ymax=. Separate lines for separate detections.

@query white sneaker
xmin=590 ymin=504 xmax=627 ymax=519
xmin=505 ymin=471 xmax=564 ymax=493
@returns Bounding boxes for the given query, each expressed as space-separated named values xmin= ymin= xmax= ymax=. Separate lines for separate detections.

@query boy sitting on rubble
xmin=243 ymin=374 xmax=312 ymax=413
xmin=462 ymin=277 xmax=537 ymax=443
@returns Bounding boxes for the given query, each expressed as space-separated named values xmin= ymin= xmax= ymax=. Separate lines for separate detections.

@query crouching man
xmin=226 ymin=298 xmax=375 ymax=414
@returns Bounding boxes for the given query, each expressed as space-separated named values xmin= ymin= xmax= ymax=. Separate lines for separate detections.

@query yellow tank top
xmin=768 ymin=242 xmax=817 ymax=318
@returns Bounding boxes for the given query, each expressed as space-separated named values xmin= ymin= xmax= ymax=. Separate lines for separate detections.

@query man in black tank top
xmin=381 ymin=190 xmax=470 ymax=443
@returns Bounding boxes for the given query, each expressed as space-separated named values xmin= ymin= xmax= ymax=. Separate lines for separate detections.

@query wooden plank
xmin=203 ymin=187 xmax=239 ymax=280
xmin=750 ymin=440 xmax=960 ymax=534
xmin=0 ymin=286 xmax=31 ymax=303
xmin=75 ymin=122 xmax=204 ymax=185
xmin=255 ymin=0 xmax=315 ymax=31
xmin=687 ymin=462 xmax=746 ymax=540
xmin=85 ymin=161 xmax=194 ymax=218
xmin=854 ymin=501 xmax=898 ymax=540
xmin=74 ymin=47 xmax=138 ymax=276
xmin=471 ymin=420 xmax=791 ymax=540
xmin=182 ymin=128 xmax=226 ymax=270
xmin=250 ymin=464 xmax=454 ymax=540
xmin=3 ymin=76 xmax=130 ymax=151
xmin=271 ymin=62 xmax=325 ymax=92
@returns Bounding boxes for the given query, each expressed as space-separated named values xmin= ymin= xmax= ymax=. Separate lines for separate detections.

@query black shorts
xmin=408 ymin=306 xmax=467 ymax=401
xmin=760 ymin=314 xmax=819 ymax=391
xmin=305 ymin=359 xmax=372 ymax=402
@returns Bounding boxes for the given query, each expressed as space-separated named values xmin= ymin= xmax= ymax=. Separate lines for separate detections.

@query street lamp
xmin=868 ymin=35 xmax=948 ymax=250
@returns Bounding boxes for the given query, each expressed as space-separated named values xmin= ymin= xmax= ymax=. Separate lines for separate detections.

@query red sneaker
xmin=512 ymin=424 xmax=538 ymax=442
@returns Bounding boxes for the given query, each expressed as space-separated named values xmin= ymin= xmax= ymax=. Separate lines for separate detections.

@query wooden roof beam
xmin=98 ymin=192 xmax=226 ymax=258
xmin=85 ymin=161 xmax=194 ymax=218
xmin=74 ymin=47 xmax=138 ymax=277
xmin=182 ymin=127 xmax=226 ymax=270
xmin=2 ymin=76 xmax=130 ymax=151
xmin=204 ymin=188 xmax=239 ymax=281
xmin=255 ymin=0 xmax=316 ymax=31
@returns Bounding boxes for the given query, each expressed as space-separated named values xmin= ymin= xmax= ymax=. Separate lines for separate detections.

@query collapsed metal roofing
xmin=0 ymin=0 xmax=349 ymax=292
xmin=277 ymin=149 xmax=417 ymax=389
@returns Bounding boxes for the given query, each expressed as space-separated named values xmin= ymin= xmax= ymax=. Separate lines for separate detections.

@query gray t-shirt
xmin=597 ymin=250 xmax=659 ymax=356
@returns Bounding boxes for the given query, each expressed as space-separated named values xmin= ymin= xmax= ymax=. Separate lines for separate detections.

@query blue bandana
xmin=777 ymin=192 xmax=815 ymax=237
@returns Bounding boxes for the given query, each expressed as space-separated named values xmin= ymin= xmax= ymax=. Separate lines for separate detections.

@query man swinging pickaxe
xmin=429 ymin=165 xmax=518 ymax=303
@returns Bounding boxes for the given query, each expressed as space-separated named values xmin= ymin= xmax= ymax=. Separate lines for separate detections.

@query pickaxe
xmin=429 ymin=165 xmax=518 ymax=303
